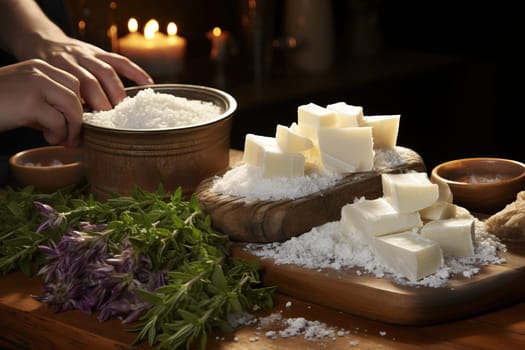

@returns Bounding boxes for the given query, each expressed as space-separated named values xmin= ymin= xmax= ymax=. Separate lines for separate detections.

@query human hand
xmin=0 ymin=59 xmax=83 ymax=146
xmin=23 ymin=35 xmax=154 ymax=111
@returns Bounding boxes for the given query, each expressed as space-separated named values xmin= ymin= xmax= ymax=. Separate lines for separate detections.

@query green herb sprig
xmin=1 ymin=185 xmax=275 ymax=349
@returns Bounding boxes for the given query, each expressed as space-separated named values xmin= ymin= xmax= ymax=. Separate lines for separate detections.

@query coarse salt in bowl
xmin=9 ymin=145 xmax=85 ymax=193
xmin=82 ymin=84 xmax=237 ymax=199
xmin=431 ymin=157 xmax=525 ymax=214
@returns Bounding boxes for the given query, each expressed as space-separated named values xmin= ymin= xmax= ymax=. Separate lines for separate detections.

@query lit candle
xmin=207 ymin=26 xmax=230 ymax=62
xmin=118 ymin=18 xmax=187 ymax=77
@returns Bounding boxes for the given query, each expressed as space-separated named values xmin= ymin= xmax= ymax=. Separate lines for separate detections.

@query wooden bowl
xmin=431 ymin=158 xmax=525 ymax=214
xmin=82 ymin=84 xmax=237 ymax=199
xmin=9 ymin=146 xmax=85 ymax=192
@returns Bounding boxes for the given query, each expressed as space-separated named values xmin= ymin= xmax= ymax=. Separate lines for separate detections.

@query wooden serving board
xmin=232 ymin=241 xmax=525 ymax=326
xmin=196 ymin=146 xmax=426 ymax=242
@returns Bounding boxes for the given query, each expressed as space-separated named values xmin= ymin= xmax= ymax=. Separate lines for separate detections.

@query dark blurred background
xmin=63 ymin=0 xmax=523 ymax=171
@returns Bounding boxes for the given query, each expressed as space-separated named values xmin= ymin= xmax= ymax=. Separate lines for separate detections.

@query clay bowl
xmin=431 ymin=158 xmax=525 ymax=214
xmin=9 ymin=145 xmax=85 ymax=193
xmin=82 ymin=84 xmax=237 ymax=199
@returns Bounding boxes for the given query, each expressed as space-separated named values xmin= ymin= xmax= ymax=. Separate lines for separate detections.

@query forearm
xmin=0 ymin=0 xmax=67 ymax=60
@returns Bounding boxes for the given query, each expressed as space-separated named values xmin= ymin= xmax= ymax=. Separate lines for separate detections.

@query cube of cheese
xmin=382 ymin=172 xmax=439 ymax=213
xmin=341 ymin=197 xmax=423 ymax=237
xmin=319 ymin=152 xmax=359 ymax=173
xmin=432 ymin=177 xmax=454 ymax=203
xmin=275 ymin=124 xmax=314 ymax=153
xmin=326 ymin=102 xmax=363 ymax=127
xmin=374 ymin=231 xmax=443 ymax=281
xmin=243 ymin=134 xmax=305 ymax=178
xmin=420 ymin=218 xmax=475 ymax=257
xmin=318 ymin=126 xmax=374 ymax=172
xmin=420 ymin=200 xmax=457 ymax=221
xmin=297 ymin=103 xmax=336 ymax=143
xmin=360 ymin=115 xmax=400 ymax=149
xmin=243 ymin=134 xmax=275 ymax=166
xmin=262 ymin=148 xmax=305 ymax=178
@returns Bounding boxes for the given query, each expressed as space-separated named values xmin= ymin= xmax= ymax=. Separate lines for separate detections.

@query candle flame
xmin=127 ymin=18 xmax=138 ymax=33
xmin=144 ymin=19 xmax=159 ymax=39
xmin=212 ymin=26 xmax=222 ymax=37
xmin=167 ymin=22 xmax=178 ymax=36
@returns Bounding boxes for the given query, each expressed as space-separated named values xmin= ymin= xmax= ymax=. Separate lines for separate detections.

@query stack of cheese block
xmin=242 ymin=102 xmax=401 ymax=177
xmin=341 ymin=172 xmax=475 ymax=282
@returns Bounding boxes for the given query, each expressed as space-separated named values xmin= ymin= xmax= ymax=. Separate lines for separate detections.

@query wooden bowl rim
xmin=431 ymin=157 xmax=525 ymax=187
xmin=9 ymin=145 xmax=83 ymax=170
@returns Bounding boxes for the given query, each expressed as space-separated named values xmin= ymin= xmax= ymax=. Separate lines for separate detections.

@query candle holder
xmin=207 ymin=27 xmax=233 ymax=65
xmin=207 ymin=27 xmax=237 ymax=88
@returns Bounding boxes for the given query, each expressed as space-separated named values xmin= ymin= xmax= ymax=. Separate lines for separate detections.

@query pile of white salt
xmin=246 ymin=218 xmax=506 ymax=288
xmin=83 ymin=88 xmax=221 ymax=129
xmin=212 ymin=148 xmax=406 ymax=201
xmin=211 ymin=142 xmax=506 ymax=287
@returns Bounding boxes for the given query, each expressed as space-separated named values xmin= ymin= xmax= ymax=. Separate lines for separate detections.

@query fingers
xmin=96 ymin=51 xmax=154 ymax=86
xmin=9 ymin=60 xmax=84 ymax=146
xmin=48 ymin=44 xmax=153 ymax=111
xmin=50 ymin=53 xmax=114 ymax=111
xmin=75 ymin=52 xmax=154 ymax=108
xmin=36 ymin=103 xmax=69 ymax=145
xmin=30 ymin=61 xmax=83 ymax=146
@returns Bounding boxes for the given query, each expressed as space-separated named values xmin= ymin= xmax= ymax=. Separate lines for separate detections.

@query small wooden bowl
xmin=431 ymin=158 xmax=525 ymax=214
xmin=9 ymin=146 xmax=85 ymax=193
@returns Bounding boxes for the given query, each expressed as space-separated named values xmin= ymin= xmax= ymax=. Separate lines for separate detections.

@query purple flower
xmin=35 ymin=228 xmax=167 ymax=324
xmin=79 ymin=221 xmax=108 ymax=232
xmin=34 ymin=201 xmax=65 ymax=233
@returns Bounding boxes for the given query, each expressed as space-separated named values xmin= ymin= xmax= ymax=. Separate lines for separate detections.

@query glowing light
xmin=127 ymin=18 xmax=138 ymax=33
xmin=144 ymin=19 xmax=159 ymax=39
xmin=167 ymin=22 xmax=178 ymax=36
xmin=212 ymin=26 xmax=222 ymax=37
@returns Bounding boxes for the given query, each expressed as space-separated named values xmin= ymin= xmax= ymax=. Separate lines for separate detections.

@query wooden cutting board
xmin=196 ymin=146 xmax=426 ymax=242
xmin=231 ymin=241 xmax=525 ymax=326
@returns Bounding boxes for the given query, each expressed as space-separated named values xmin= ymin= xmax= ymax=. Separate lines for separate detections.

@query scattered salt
xmin=468 ymin=175 xmax=504 ymax=184
xmin=285 ymin=301 xmax=292 ymax=308
xmin=349 ymin=339 xmax=360 ymax=346
xmin=246 ymin=217 xmax=506 ymax=288
xmin=212 ymin=148 xmax=406 ymax=201
xmin=83 ymin=88 xmax=221 ymax=130
xmin=24 ymin=160 xmax=64 ymax=167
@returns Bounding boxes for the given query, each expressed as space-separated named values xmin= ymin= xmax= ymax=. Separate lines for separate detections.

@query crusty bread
xmin=485 ymin=190 xmax=525 ymax=240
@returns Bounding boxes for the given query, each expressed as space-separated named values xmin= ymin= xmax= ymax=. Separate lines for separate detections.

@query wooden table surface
xmin=1 ymin=270 xmax=524 ymax=350
xmin=2 ymin=150 xmax=525 ymax=349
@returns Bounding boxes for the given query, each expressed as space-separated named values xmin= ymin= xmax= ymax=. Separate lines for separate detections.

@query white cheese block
xmin=420 ymin=218 xmax=475 ymax=257
xmin=319 ymin=152 xmax=358 ymax=173
xmin=360 ymin=115 xmax=400 ymax=149
xmin=243 ymin=134 xmax=276 ymax=166
xmin=420 ymin=200 xmax=457 ymax=221
xmin=318 ymin=126 xmax=374 ymax=172
xmin=374 ymin=231 xmax=444 ymax=281
xmin=275 ymin=124 xmax=314 ymax=153
xmin=341 ymin=197 xmax=423 ymax=237
xmin=297 ymin=103 xmax=337 ymax=143
xmin=435 ymin=179 xmax=454 ymax=203
xmin=326 ymin=102 xmax=363 ymax=127
xmin=243 ymin=134 xmax=304 ymax=178
xmin=454 ymin=205 xmax=474 ymax=219
xmin=381 ymin=172 xmax=439 ymax=213
xmin=262 ymin=147 xmax=305 ymax=178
